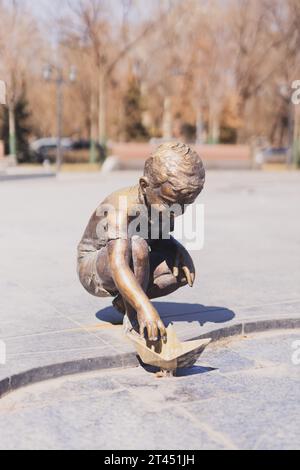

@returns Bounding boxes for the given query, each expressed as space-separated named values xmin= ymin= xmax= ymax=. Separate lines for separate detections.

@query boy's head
xmin=140 ymin=142 xmax=205 ymax=212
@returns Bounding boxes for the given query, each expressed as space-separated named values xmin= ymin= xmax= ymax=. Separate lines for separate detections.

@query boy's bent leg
xmin=115 ymin=236 xmax=150 ymax=319
xmin=96 ymin=246 xmax=120 ymax=296
xmin=147 ymin=246 xmax=188 ymax=300
xmin=131 ymin=236 xmax=150 ymax=292
xmin=78 ymin=248 xmax=116 ymax=298
xmin=98 ymin=236 xmax=150 ymax=315
xmin=94 ymin=238 xmax=186 ymax=305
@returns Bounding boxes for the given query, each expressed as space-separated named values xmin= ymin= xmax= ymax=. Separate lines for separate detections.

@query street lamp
xmin=43 ymin=64 xmax=77 ymax=173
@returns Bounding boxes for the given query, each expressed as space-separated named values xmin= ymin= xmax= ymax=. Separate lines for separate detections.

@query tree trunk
xmin=294 ymin=105 xmax=300 ymax=167
xmin=162 ymin=96 xmax=172 ymax=140
xmin=196 ymin=107 xmax=204 ymax=144
xmin=211 ymin=117 xmax=220 ymax=144
xmin=8 ymin=104 xmax=17 ymax=157
xmin=98 ymin=72 xmax=107 ymax=145
xmin=208 ymin=106 xmax=220 ymax=144
xmin=56 ymin=79 xmax=64 ymax=172
xmin=237 ymin=98 xmax=249 ymax=144
xmin=90 ymin=93 xmax=98 ymax=164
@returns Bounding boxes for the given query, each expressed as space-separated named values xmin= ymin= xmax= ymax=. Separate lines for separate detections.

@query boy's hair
xmin=144 ymin=142 xmax=205 ymax=202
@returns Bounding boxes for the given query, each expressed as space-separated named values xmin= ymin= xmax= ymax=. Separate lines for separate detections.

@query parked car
xmin=255 ymin=147 xmax=289 ymax=165
xmin=30 ymin=138 xmax=105 ymax=164
xmin=30 ymin=138 xmax=72 ymax=163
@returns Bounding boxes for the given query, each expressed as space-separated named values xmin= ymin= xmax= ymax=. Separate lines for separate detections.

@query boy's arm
xmin=107 ymin=238 xmax=166 ymax=342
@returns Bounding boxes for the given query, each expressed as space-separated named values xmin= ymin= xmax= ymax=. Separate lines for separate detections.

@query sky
xmin=30 ymin=0 xmax=78 ymax=20
xmin=29 ymin=0 xmax=155 ymax=22
xmin=27 ymin=0 xmax=116 ymax=45
xmin=26 ymin=0 xmax=160 ymax=50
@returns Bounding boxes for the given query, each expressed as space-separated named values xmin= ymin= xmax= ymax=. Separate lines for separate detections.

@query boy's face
xmin=140 ymin=179 xmax=197 ymax=218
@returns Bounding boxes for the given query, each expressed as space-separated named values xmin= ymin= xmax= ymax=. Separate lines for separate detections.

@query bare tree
xmin=228 ymin=0 xmax=290 ymax=142
xmin=0 ymin=0 xmax=42 ymax=155
xmin=2 ymin=0 xmax=299 ymax=155
xmin=65 ymin=0 xmax=169 ymax=145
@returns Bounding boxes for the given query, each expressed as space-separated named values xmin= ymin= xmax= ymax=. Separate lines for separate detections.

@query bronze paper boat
xmin=126 ymin=323 xmax=211 ymax=372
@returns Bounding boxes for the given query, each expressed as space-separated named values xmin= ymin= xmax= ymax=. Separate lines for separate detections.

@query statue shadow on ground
xmin=96 ymin=301 xmax=235 ymax=329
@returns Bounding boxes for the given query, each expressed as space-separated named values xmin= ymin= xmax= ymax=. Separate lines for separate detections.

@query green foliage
xmin=220 ymin=126 xmax=237 ymax=144
xmin=180 ymin=123 xmax=196 ymax=143
xmin=123 ymin=77 xmax=149 ymax=142
xmin=0 ymin=91 xmax=32 ymax=162
xmin=293 ymin=140 xmax=300 ymax=168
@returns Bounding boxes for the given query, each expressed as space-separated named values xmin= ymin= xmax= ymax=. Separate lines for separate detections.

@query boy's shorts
xmin=77 ymin=249 xmax=113 ymax=298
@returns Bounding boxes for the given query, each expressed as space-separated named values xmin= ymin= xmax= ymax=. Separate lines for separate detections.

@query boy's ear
xmin=139 ymin=177 xmax=149 ymax=194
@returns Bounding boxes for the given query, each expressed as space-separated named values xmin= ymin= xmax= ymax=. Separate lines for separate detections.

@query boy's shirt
xmin=78 ymin=185 xmax=175 ymax=257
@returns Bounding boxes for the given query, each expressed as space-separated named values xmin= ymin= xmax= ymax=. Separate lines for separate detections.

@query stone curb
xmin=191 ymin=317 xmax=300 ymax=342
xmin=0 ymin=352 xmax=138 ymax=400
xmin=0 ymin=172 xmax=56 ymax=182
xmin=1 ymin=317 xmax=300 ymax=399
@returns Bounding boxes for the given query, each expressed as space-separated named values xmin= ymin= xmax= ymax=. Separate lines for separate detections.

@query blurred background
xmin=1 ymin=0 xmax=300 ymax=172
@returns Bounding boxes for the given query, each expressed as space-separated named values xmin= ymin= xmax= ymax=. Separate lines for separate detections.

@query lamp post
xmin=43 ymin=64 xmax=76 ymax=173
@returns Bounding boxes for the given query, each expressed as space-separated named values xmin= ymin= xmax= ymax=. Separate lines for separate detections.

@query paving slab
xmin=0 ymin=170 xmax=300 ymax=394
xmin=0 ymin=331 xmax=299 ymax=450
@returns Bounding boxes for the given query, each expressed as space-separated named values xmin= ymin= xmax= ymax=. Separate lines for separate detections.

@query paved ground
xmin=0 ymin=330 xmax=299 ymax=450
xmin=0 ymin=170 xmax=300 ymax=389
xmin=0 ymin=166 xmax=55 ymax=181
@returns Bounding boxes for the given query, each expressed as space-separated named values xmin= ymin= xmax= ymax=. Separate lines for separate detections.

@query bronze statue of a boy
xmin=78 ymin=142 xmax=205 ymax=342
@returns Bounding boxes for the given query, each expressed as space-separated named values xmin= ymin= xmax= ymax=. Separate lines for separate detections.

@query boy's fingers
xmin=152 ymin=324 xmax=159 ymax=342
xmin=146 ymin=322 xmax=166 ymax=342
xmin=173 ymin=253 xmax=180 ymax=278
xmin=173 ymin=262 xmax=179 ymax=278
xmin=147 ymin=323 xmax=158 ymax=342
xmin=146 ymin=323 xmax=152 ymax=341
xmin=141 ymin=320 xmax=166 ymax=342
xmin=158 ymin=321 xmax=167 ymax=341
xmin=183 ymin=266 xmax=193 ymax=287
xmin=139 ymin=322 xmax=146 ymax=338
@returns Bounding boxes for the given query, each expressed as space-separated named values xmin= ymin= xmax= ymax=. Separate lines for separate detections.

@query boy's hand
xmin=173 ymin=244 xmax=196 ymax=287
xmin=137 ymin=305 xmax=167 ymax=342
